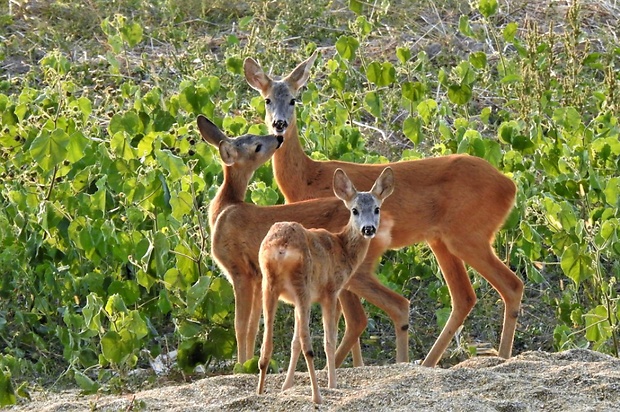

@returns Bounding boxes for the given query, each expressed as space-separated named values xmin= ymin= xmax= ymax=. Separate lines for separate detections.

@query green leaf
xmin=101 ymin=331 xmax=123 ymax=364
xmin=110 ymin=131 xmax=137 ymax=160
xmin=105 ymin=294 xmax=128 ymax=316
xmin=603 ymin=177 xmax=620 ymax=207
xmin=560 ymin=243 xmax=593 ymax=286
xmin=119 ymin=21 xmax=143 ymax=47
xmin=170 ymin=190 xmax=194 ymax=220
xmin=447 ymin=84 xmax=472 ymax=105
xmin=417 ymin=99 xmax=437 ymax=125
xmin=66 ymin=131 xmax=90 ymax=163
xmin=503 ymin=22 xmax=518 ymax=42
xmin=30 ymin=128 xmax=70 ymax=171
xmin=158 ymin=289 xmax=172 ymax=314
xmin=74 ymin=371 xmax=100 ymax=394
xmin=0 ymin=370 xmax=16 ymax=406
xmin=584 ymin=305 xmax=611 ymax=343
xmin=178 ymin=319 xmax=202 ymax=338
xmin=364 ymin=91 xmax=382 ymax=118
xmin=156 ymin=149 xmax=188 ymax=181
xmin=349 ymin=0 xmax=363 ymax=14
xmin=179 ymin=84 xmax=214 ymax=116
xmin=226 ymin=57 xmax=243 ymax=74
xmin=469 ymin=52 xmax=487 ymax=69
xmin=187 ymin=276 xmax=212 ymax=315
xmin=366 ymin=61 xmax=395 ymax=87
xmin=335 ymin=35 xmax=359 ymax=61
xmin=478 ymin=0 xmax=498 ymax=18
xmin=127 ymin=310 xmax=149 ymax=340
xmin=401 ymin=81 xmax=425 ymax=104
xmin=458 ymin=15 xmax=475 ymax=38
xmin=109 ymin=110 xmax=141 ymax=136
xmin=403 ymin=116 xmax=422 ymax=145
xmin=396 ymin=47 xmax=411 ymax=64
xmin=552 ymin=107 xmax=582 ymax=131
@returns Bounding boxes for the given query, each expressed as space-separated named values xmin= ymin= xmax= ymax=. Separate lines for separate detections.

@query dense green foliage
xmin=1 ymin=0 xmax=619 ymax=404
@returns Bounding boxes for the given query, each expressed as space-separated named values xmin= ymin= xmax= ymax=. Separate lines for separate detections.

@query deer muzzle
xmin=272 ymin=119 xmax=288 ymax=135
xmin=361 ymin=226 xmax=376 ymax=238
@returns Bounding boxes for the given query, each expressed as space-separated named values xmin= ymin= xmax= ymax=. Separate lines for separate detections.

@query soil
xmin=9 ymin=349 xmax=620 ymax=411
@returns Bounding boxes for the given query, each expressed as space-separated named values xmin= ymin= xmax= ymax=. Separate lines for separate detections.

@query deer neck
xmin=338 ymin=223 xmax=371 ymax=271
xmin=208 ymin=166 xmax=251 ymax=228
xmin=271 ymin=120 xmax=313 ymax=202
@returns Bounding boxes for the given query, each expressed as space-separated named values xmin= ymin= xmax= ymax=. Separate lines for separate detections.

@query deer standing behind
xmin=257 ymin=167 xmax=394 ymax=404
xmin=200 ymin=115 xmax=395 ymax=367
xmin=244 ymin=52 xmax=524 ymax=367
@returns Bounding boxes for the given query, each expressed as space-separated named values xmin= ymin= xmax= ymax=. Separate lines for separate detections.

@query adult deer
xmin=201 ymin=115 xmax=393 ymax=367
xmin=244 ymin=52 xmax=524 ymax=367
xmin=258 ymin=167 xmax=394 ymax=404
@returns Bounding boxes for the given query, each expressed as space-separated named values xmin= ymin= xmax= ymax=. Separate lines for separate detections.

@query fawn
xmin=257 ymin=167 xmax=394 ymax=404
xmin=244 ymin=51 xmax=524 ymax=367
xmin=200 ymin=115 xmax=394 ymax=367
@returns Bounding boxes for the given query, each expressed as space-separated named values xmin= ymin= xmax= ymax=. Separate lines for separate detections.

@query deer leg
xmin=423 ymin=239 xmax=477 ymax=367
xmin=345 ymin=260 xmax=410 ymax=363
xmin=335 ymin=289 xmax=366 ymax=367
xmin=296 ymin=304 xmax=321 ymax=404
xmin=246 ymin=279 xmax=263 ymax=362
xmin=232 ymin=279 xmax=256 ymax=364
xmin=257 ymin=285 xmax=278 ymax=395
xmin=449 ymin=240 xmax=524 ymax=359
xmin=322 ymin=294 xmax=339 ymax=389
xmin=283 ymin=305 xmax=303 ymax=391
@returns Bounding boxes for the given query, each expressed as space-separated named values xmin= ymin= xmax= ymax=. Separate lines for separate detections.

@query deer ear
xmin=197 ymin=115 xmax=228 ymax=147
xmin=284 ymin=51 xmax=318 ymax=91
xmin=333 ymin=168 xmax=357 ymax=202
xmin=218 ymin=141 xmax=238 ymax=166
xmin=244 ymin=57 xmax=272 ymax=93
xmin=371 ymin=167 xmax=395 ymax=201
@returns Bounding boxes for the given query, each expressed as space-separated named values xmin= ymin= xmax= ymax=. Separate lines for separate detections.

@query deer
xmin=244 ymin=51 xmax=524 ymax=367
xmin=200 ymin=114 xmax=395 ymax=368
xmin=257 ymin=167 xmax=394 ymax=404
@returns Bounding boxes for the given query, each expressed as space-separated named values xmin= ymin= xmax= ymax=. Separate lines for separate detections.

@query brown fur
xmin=199 ymin=116 xmax=394 ymax=366
xmin=257 ymin=168 xmax=394 ymax=404
xmin=244 ymin=52 xmax=524 ymax=367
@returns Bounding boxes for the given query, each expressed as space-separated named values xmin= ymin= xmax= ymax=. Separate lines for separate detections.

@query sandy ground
xmin=8 ymin=349 xmax=620 ymax=411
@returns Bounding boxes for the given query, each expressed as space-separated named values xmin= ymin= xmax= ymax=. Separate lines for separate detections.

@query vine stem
xmin=45 ymin=165 xmax=57 ymax=201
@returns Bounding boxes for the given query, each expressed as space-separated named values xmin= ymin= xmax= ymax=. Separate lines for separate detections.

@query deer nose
xmin=276 ymin=135 xmax=284 ymax=148
xmin=272 ymin=120 xmax=288 ymax=134
xmin=361 ymin=226 xmax=376 ymax=238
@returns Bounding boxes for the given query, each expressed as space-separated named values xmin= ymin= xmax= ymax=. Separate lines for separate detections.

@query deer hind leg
xmin=450 ymin=239 xmax=524 ymax=360
xmin=232 ymin=278 xmax=257 ymax=364
xmin=335 ymin=289 xmax=366 ymax=367
xmin=257 ymin=284 xmax=279 ymax=395
xmin=345 ymin=260 xmax=411 ymax=363
xmin=422 ymin=239 xmax=476 ymax=367
xmin=246 ymin=279 xmax=263 ymax=362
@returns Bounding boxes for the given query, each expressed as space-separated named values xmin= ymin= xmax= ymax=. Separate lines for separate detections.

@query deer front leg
xmin=232 ymin=279 xmax=257 ymax=364
xmin=246 ymin=279 xmax=263 ymax=362
xmin=423 ymin=239 xmax=476 ymax=367
xmin=257 ymin=286 xmax=278 ymax=395
xmin=322 ymin=294 xmax=339 ymax=389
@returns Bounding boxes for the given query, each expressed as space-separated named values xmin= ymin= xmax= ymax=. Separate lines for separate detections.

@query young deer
xmin=244 ymin=52 xmax=524 ymax=367
xmin=257 ymin=167 xmax=394 ymax=404
xmin=201 ymin=115 xmax=393 ymax=367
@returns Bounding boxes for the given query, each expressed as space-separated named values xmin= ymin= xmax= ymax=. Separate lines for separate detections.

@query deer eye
xmin=290 ymin=98 xmax=296 ymax=105
xmin=255 ymin=144 xmax=262 ymax=153
xmin=352 ymin=208 xmax=359 ymax=216
xmin=374 ymin=207 xmax=380 ymax=215
xmin=265 ymin=98 xmax=271 ymax=105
